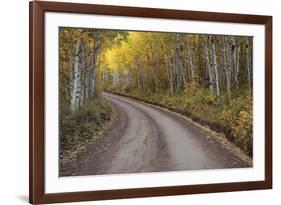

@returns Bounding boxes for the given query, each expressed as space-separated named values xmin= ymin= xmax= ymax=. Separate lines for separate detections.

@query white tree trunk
xmin=235 ymin=45 xmax=240 ymax=88
xmin=188 ymin=35 xmax=195 ymax=84
xmin=223 ymin=36 xmax=232 ymax=104
xmin=210 ymin=36 xmax=220 ymax=98
xmin=68 ymin=50 xmax=73 ymax=108
xmin=71 ymin=39 xmax=81 ymax=111
xmin=151 ymin=42 xmax=159 ymax=92
xmin=203 ymin=36 xmax=214 ymax=94
xmin=231 ymin=37 xmax=240 ymax=89
xmin=166 ymin=48 xmax=174 ymax=95
xmin=246 ymin=39 xmax=252 ymax=93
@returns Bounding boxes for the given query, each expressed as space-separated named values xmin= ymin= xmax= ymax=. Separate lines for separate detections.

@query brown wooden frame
xmin=29 ymin=1 xmax=272 ymax=204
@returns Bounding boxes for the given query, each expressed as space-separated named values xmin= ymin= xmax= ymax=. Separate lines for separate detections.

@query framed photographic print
xmin=29 ymin=1 xmax=272 ymax=204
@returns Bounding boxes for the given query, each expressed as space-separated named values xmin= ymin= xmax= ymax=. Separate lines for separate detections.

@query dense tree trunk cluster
xmin=59 ymin=29 xmax=100 ymax=114
xmin=59 ymin=28 xmax=128 ymax=114
xmin=103 ymin=32 xmax=253 ymax=105
xmin=60 ymin=29 xmax=253 ymax=113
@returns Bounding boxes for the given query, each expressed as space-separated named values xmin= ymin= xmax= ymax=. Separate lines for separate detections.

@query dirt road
xmin=72 ymin=92 xmax=250 ymax=176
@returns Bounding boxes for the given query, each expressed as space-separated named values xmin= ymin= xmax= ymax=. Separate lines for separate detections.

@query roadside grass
xmin=59 ymin=97 xmax=113 ymax=176
xmin=108 ymin=88 xmax=253 ymax=157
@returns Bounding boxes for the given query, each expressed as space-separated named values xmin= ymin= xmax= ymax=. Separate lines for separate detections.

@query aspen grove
xmin=59 ymin=28 xmax=253 ymax=167
xmin=103 ymin=32 xmax=252 ymax=102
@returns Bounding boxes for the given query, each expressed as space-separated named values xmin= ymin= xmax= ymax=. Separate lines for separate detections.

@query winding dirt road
xmin=72 ymin=92 xmax=250 ymax=176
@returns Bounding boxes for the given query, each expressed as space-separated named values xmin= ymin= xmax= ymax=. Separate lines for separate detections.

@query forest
xmin=59 ymin=28 xmax=253 ymax=174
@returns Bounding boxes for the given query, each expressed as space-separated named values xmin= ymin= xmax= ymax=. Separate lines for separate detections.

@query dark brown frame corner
xmin=29 ymin=1 xmax=272 ymax=204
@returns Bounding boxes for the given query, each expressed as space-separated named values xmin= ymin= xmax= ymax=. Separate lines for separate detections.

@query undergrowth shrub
xmin=59 ymin=97 xmax=113 ymax=174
